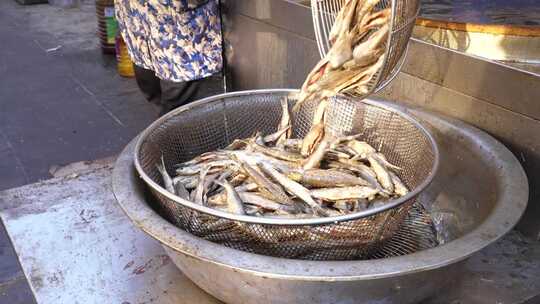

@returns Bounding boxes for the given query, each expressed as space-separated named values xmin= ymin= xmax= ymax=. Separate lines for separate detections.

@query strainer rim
xmin=133 ymin=89 xmax=440 ymax=226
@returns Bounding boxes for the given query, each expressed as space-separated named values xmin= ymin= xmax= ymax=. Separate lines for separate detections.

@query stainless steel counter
xmin=222 ymin=0 xmax=540 ymax=238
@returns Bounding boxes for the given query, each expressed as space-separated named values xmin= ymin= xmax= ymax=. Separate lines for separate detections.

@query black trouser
xmin=133 ymin=64 xmax=201 ymax=116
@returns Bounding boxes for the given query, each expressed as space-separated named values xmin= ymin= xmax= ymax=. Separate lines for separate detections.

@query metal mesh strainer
xmin=311 ymin=0 xmax=420 ymax=96
xmin=134 ymin=89 xmax=438 ymax=260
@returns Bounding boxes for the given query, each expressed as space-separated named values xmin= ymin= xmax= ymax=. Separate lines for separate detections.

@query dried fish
xmin=191 ymin=166 xmax=211 ymax=204
xmin=214 ymin=179 xmax=245 ymax=215
xmin=225 ymin=150 xmax=299 ymax=173
xmin=239 ymin=192 xmax=297 ymax=213
xmin=389 ymin=171 xmax=409 ymax=197
xmin=276 ymin=98 xmax=292 ymax=145
xmin=288 ymin=169 xmax=370 ymax=188
xmin=303 ymin=136 xmax=331 ymax=169
xmin=301 ymin=122 xmax=325 ymax=157
xmin=172 ymin=175 xmax=197 ymax=186
xmin=156 ymin=156 xmax=175 ymax=194
xmin=333 ymin=200 xmax=353 ymax=212
xmin=260 ymin=164 xmax=328 ymax=216
xmin=326 ymin=149 xmax=352 ymax=160
xmin=239 ymin=161 xmax=295 ymax=205
xmin=311 ymin=186 xmax=379 ymax=201
xmin=228 ymin=172 xmax=248 ymax=187
xmin=353 ymin=198 xmax=369 ymax=211
xmin=297 ymin=0 xmax=388 ymax=106
xmin=373 ymin=152 xmax=402 ymax=171
xmin=174 ymin=180 xmax=190 ymax=200
xmin=175 ymin=159 xmax=236 ymax=176
xmin=367 ymin=155 xmax=394 ymax=193
xmin=249 ymin=142 xmax=303 ymax=162
xmin=151 ymin=0 xmax=418 ymax=257
xmin=282 ymin=138 xmax=302 ymax=152
xmin=347 ymin=140 xmax=376 ymax=158
xmin=235 ymin=182 xmax=259 ymax=192
xmin=264 ymin=127 xmax=290 ymax=145
xmin=328 ymin=159 xmax=381 ymax=189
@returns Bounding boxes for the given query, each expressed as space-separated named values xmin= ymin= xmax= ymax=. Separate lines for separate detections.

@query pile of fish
xmin=155 ymin=0 xmax=404 ymax=219
xmin=157 ymin=99 xmax=408 ymax=219
xmin=298 ymin=0 xmax=390 ymax=105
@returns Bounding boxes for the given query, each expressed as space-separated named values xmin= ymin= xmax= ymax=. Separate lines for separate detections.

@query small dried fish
xmin=214 ymin=179 xmax=245 ymax=215
xmin=239 ymin=161 xmax=295 ymax=205
xmin=361 ymin=8 xmax=391 ymax=30
xmin=288 ymin=169 xmax=370 ymax=188
xmin=373 ymin=152 xmax=402 ymax=171
xmin=264 ymin=127 xmax=290 ymax=144
xmin=184 ymin=178 xmax=199 ymax=189
xmin=283 ymin=138 xmax=302 ymax=152
xmin=328 ymin=0 xmax=358 ymax=44
xmin=173 ymin=175 xmax=199 ymax=189
xmin=297 ymin=0 xmax=388 ymax=104
xmin=175 ymin=159 xmax=236 ymax=176
xmin=228 ymin=171 xmax=248 ymax=187
xmin=326 ymin=149 xmax=352 ymax=160
xmin=301 ymin=122 xmax=325 ymax=157
xmin=202 ymin=173 xmax=223 ymax=203
xmin=352 ymin=24 xmax=389 ymax=64
xmin=313 ymin=99 xmax=329 ymax=125
xmin=311 ymin=186 xmax=379 ymax=201
xmin=347 ymin=140 xmax=376 ymax=158
xmin=353 ymin=198 xmax=369 ymax=211
xmin=367 ymin=155 xmax=394 ymax=193
xmin=235 ymin=182 xmax=259 ymax=192
xmin=224 ymin=139 xmax=248 ymax=151
xmin=328 ymin=31 xmax=354 ymax=70
xmin=225 ymin=150 xmax=300 ymax=173
xmin=260 ymin=164 xmax=328 ymax=216
xmin=249 ymin=142 xmax=303 ymax=162
xmin=191 ymin=166 xmax=211 ymax=204
xmin=303 ymin=136 xmax=331 ymax=169
xmin=333 ymin=200 xmax=353 ymax=212
xmin=174 ymin=180 xmax=190 ymax=200
xmin=156 ymin=156 xmax=175 ymax=194
xmin=239 ymin=192 xmax=297 ymax=213
xmin=276 ymin=98 xmax=292 ymax=145
xmin=207 ymin=182 xmax=258 ymax=206
xmin=328 ymin=160 xmax=381 ymax=189
xmin=389 ymin=171 xmax=409 ymax=197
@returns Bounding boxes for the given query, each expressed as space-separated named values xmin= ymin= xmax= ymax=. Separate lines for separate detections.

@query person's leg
xmin=159 ymin=79 xmax=201 ymax=116
xmin=133 ymin=64 xmax=162 ymax=105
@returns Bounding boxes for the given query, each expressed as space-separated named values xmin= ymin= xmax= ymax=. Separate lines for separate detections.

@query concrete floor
xmin=0 ymin=1 xmax=223 ymax=302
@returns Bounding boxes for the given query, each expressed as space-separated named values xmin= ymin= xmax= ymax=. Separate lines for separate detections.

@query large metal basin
xmin=113 ymin=90 xmax=528 ymax=304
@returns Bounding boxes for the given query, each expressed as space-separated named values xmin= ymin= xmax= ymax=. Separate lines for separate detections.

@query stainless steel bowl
xmin=113 ymin=93 xmax=528 ymax=304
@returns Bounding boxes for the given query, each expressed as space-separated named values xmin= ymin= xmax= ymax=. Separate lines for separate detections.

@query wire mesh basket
xmin=134 ymin=89 xmax=438 ymax=260
xmin=311 ymin=0 xmax=421 ymax=96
